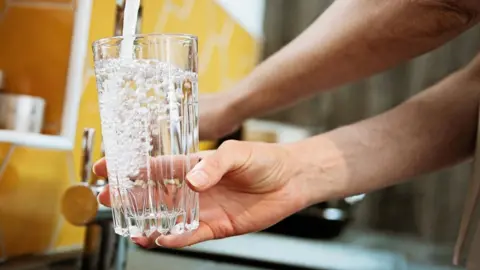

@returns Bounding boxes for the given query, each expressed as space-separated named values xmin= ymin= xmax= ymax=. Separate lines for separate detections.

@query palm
xmin=96 ymin=141 xmax=304 ymax=248
xmin=197 ymin=179 xmax=298 ymax=239
xmin=151 ymin=179 xmax=300 ymax=248
xmin=154 ymin=143 xmax=303 ymax=248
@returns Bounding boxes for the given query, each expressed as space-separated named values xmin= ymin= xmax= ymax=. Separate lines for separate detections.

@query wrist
xmin=216 ymin=89 xmax=248 ymax=128
xmin=283 ymin=133 xmax=349 ymax=207
xmin=224 ymin=78 xmax=262 ymax=123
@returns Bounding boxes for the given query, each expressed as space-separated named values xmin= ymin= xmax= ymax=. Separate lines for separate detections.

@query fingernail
xmin=155 ymin=237 xmax=163 ymax=247
xmin=187 ymin=170 xmax=209 ymax=189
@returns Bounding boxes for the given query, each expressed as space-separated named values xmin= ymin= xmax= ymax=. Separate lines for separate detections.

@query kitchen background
xmin=261 ymin=0 xmax=480 ymax=243
xmin=0 ymin=0 xmax=260 ymax=259
xmin=0 ymin=0 xmax=479 ymax=269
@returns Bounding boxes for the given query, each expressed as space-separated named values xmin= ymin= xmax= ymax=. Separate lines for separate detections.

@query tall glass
xmin=92 ymin=34 xmax=199 ymax=238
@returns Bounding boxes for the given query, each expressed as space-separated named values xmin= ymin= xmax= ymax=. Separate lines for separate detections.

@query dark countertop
xmin=0 ymin=249 xmax=81 ymax=270
xmin=151 ymin=229 xmax=462 ymax=270
xmin=0 ymin=229 xmax=463 ymax=270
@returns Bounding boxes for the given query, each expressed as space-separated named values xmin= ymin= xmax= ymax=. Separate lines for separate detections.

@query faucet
xmin=61 ymin=128 xmax=128 ymax=270
xmin=115 ymin=0 xmax=143 ymax=36
xmin=60 ymin=1 xmax=143 ymax=267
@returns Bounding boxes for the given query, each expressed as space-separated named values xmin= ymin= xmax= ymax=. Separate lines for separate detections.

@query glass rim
xmin=92 ymin=33 xmax=198 ymax=48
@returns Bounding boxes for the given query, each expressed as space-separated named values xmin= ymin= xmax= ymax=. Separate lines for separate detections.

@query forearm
xmin=290 ymin=54 xmax=480 ymax=205
xmin=226 ymin=0 xmax=479 ymax=122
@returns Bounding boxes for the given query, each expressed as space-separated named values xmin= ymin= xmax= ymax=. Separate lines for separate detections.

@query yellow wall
xmin=0 ymin=0 xmax=260 ymax=259
xmin=0 ymin=0 xmax=117 ymax=258
xmin=142 ymin=0 xmax=260 ymax=95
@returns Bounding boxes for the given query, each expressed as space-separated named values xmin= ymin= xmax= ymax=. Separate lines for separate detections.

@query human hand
xmin=198 ymin=93 xmax=243 ymax=140
xmin=94 ymin=140 xmax=309 ymax=248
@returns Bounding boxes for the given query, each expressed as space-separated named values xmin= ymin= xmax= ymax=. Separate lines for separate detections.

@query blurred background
xmin=0 ymin=0 xmax=479 ymax=270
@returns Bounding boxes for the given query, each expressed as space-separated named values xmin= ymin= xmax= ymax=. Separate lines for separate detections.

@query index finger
xmin=92 ymin=151 xmax=214 ymax=180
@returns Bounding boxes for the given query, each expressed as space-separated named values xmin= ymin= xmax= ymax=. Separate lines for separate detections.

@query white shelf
xmin=0 ymin=130 xmax=73 ymax=150
xmin=0 ymin=0 xmax=93 ymax=153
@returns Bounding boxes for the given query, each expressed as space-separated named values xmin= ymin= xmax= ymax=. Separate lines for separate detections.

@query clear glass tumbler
xmin=92 ymin=34 xmax=200 ymax=238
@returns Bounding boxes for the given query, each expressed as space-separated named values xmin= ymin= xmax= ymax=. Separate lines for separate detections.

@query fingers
xmin=131 ymin=230 xmax=163 ymax=249
xmin=93 ymin=158 xmax=107 ymax=177
xmin=187 ymin=140 xmax=249 ymax=191
xmin=93 ymin=154 xmax=205 ymax=182
xmin=154 ymin=222 xmax=215 ymax=248
xmin=130 ymin=222 xmax=214 ymax=249
xmin=131 ymin=237 xmax=154 ymax=249
xmin=95 ymin=152 xmax=213 ymax=208
xmin=97 ymin=184 xmax=111 ymax=207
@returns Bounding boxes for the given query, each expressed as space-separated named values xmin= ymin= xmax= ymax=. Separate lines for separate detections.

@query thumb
xmin=187 ymin=141 xmax=247 ymax=192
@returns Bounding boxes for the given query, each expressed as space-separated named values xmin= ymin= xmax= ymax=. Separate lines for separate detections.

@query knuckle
xmin=204 ymin=155 xmax=222 ymax=172
xmin=219 ymin=139 xmax=240 ymax=151
xmin=217 ymin=140 xmax=253 ymax=172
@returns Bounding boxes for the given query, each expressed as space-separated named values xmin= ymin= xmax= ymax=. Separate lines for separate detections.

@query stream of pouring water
xmin=119 ymin=0 xmax=185 ymax=159
xmin=120 ymin=0 xmax=141 ymax=59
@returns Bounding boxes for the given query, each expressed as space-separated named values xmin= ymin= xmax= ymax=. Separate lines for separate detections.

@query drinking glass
xmin=92 ymin=34 xmax=199 ymax=238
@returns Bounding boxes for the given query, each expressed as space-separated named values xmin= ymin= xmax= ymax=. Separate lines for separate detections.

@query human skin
xmin=200 ymin=0 xmax=480 ymax=140
xmin=95 ymin=0 xmax=480 ymax=248
xmin=94 ymin=52 xmax=480 ymax=248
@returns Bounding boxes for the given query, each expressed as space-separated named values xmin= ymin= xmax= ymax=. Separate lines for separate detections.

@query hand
xmin=198 ymin=93 xmax=242 ymax=140
xmin=94 ymin=140 xmax=309 ymax=248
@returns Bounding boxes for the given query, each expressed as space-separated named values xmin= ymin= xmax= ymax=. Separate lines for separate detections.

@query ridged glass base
xmin=111 ymin=192 xmax=199 ymax=237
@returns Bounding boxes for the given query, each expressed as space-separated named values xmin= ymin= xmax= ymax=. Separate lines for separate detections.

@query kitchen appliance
xmin=0 ymin=93 xmax=45 ymax=133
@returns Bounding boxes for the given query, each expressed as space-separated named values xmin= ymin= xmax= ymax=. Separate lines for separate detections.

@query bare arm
xmin=224 ymin=0 xmax=480 ymax=123
xmin=289 ymin=54 xmax=480 ymax=205
xmin=95 ymin=54 xmax=480 ymax=249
